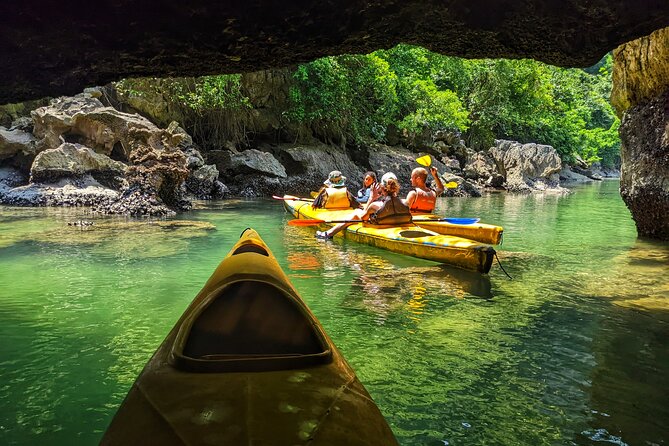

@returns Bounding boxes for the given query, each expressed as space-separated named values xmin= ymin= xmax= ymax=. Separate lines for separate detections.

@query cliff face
xmin=2 ymin=0 xmax=669 ymax=104
xmin=612 ymin=28 xmax=669 ymax=113
xmin=612 ymin=28 xmax=669 ymax=240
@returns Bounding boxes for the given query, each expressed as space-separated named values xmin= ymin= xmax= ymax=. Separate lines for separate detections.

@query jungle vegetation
xmin=117 ymin=44 xmax=620 ymax=167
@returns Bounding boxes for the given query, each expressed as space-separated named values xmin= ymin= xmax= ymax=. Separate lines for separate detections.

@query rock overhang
xmin=2 ymin=0 xmax=669 ymax=104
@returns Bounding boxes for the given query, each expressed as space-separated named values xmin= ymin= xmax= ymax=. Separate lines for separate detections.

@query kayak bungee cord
xmin=494 ymin=252 xmax=512 ymax=279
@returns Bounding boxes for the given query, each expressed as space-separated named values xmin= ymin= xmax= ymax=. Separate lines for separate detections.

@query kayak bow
xmin=102 ymin=228 xmax=398 ymax=445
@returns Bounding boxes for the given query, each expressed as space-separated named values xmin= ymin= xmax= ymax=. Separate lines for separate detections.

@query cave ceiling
xmin=2 ymin=0 xmax=669 ymax=104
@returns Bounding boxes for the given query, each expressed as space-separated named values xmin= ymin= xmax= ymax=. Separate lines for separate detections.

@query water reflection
xmin=2 ymin=181 xmax=669 ymax=446
xmin=0 ymin=215 xmax=215 ymax=259
xmin=282 ymin=224 xmax=493 ymax=327
xmin=577 ymin=238 xmax=669 ymax=315
xmin=585 ymin=305 xmax=669 ymax=446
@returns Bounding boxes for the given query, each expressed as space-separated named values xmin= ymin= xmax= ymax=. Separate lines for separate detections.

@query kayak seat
xmin=232 ymin=244 xmax=269 ymax=256
xmin=183 ymin=281 xmax=325 ymax=359
xmin=399 ymin=230 xmax=434 ymax=238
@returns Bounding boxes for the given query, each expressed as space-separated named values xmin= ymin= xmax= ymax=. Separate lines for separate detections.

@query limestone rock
xmin=124 ymin=141 xmax=189 ymax=209
xmin=30 ymin=143 xmax=127 ymax=188
xmin=618 ymin=91 xmax=669 ymax=240
xmin=3 ymin=1 xmax=669 ymax=104
xmin=612 ymin=27 xmax=669 ymax=240
xmin=490 ymin=140 xmax=563 ymax=192
xmin=0 ymin=126 xmax=37 ymax=161
xmin=559 ymin=166 xmax=594 ymax=184
xmin=463 ymin=152 xmax=498 ymax=182
xmin=213 ymin=148 xmax=287 ymax=179
xmin=612 ymin=27 xmax=669 ymax=115
xmin=114 ymin=79 xmax=173 ymax=127
xmin=31 ymin=93 xmax=160 ymax=159
xmin=186 ymin=164 xmax=227 ymax=199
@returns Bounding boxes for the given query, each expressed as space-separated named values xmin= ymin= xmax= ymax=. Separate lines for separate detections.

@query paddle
xmin=415 ymin=155 xmax=459 ymax=189
xmin=416 ymin=154 xmax=432 ymax=167
xmin=272 ymin=195 xmax=314 ymax=202
xmin=288 ymin=218 xmax=362 ymax=226
xmin=288 ymin=217 xmax=481 ymax=226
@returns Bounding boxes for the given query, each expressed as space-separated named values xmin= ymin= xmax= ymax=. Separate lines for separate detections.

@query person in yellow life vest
xmin=404 ymin=166 xmax=445 ymax=213
xmin=316 ymin=172 xmax=411 ymax=239
xmin=311 ymin=170 xmax=357 ymax=209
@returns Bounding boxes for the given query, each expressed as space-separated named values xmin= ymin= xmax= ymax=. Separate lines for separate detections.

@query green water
xmin=0 ymin=180 xmax=667 ymax=446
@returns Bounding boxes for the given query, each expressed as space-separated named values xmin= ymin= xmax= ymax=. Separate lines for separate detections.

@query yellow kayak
xmin=102 ymin=228 xmax=398 ymax=446
xmin=412 ymin=214 xmax=503 ymax=245
xmin=284 ymin=198 xmax=495 ymax=273
xmin=299 ymin=194 xmax=503 ymax=245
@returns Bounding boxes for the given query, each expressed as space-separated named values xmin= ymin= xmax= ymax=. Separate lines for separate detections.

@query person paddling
xmin=316 ymin=172 xmax=412 ymax=239
xmin=404 ymin=166 xmax=444 ymax=213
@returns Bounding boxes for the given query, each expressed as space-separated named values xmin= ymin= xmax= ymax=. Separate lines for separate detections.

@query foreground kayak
xmin=412 ymin=214 xmax=504 ymax=245
xmin=284 ymin=198 xmax=495 ymax=273
xmin=102 ymin=228 xmax=398 ymax=446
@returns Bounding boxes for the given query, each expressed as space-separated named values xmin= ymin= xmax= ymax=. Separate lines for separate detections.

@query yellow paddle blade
xmin=416 ymin=155 xmax=432 ymax=167
xmin=310 ymin=191 xmax=319 ymax=198
xmin=445 ymin=181 xmax=458 ymax=189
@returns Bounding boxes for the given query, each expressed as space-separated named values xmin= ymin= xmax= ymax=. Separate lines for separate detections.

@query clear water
xmin=0 ymin=180 xmax=667 ymax=446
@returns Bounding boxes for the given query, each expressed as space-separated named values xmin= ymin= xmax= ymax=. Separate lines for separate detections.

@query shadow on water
xmin=582 ymin=306 xmax=669 ymax=446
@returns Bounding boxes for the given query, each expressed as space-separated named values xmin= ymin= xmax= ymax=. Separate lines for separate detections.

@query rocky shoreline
xmin=0 ymin=89 xmax=618 ymax=216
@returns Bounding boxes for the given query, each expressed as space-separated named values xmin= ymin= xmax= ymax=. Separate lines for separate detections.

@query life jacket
xmin=369 ymin=196 xmax=413 ymax=225
xmin=356 ymin=187 xmax=371 ymax=204
xmin=409 ymin=187 xmax=437 ymax=212
xmin=312 ymin=187 xmax=352 ymax=209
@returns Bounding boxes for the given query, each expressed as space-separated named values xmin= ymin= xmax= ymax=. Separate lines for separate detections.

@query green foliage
xmin=176 ymin=75 xmax=250 ymax=112
xmin=115 ymin=75 xmax=251 ymax=149
xmin=287 ymin=46 xmax=620 ymax=166
xmin=397 ymin=79 xmax=469 ymax=135
xmin=286 ymin=55 xmax=399 ymax=143
xmin=117 ymin=47 xmax=620 ymax=167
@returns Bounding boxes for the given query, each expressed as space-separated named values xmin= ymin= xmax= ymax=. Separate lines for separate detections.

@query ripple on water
xmin=1 ymin=183 xmax=669 ymax=445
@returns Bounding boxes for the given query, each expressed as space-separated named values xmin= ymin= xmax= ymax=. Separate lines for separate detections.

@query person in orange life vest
xmin=316 ymin=172 xmax=411 ymax=239
xmin=403 ymin=166 xmax=445 ymax=213
xmin=311 ymin=170 xmax=356 ymax=209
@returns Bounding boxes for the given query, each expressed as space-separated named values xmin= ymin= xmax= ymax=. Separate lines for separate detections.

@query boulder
xmin=0 ymin=126 xmax=37 ymax=161
xmin=571 ymin=165 xmax=603 ymax=181
xmin=0 ymin=175 xmax=119 ymax=208
xmin=186 ymin=164 xmax=227 ymax=199
xmin=490 ymin=140 xmax=563 ymax=192
xmin=31 ymin=93 xmax=161 ymax=160
xmin=212 ymin=148 xmax=287 ymax=179
xmin=30 ymin=143 xmax=127 ymax=188
xmin=590 ymin=162 xmax=620 ymax=178
xmin=123 ymin=137 xmax=190 ymax=209
xmin=0 ymin=166 xmax=28 ymax=188
xmin=439 ymin=156 xmax=461 ymax=172
xmin=463 ymin=152 xmax=498 ymax=182
xmin=440 ymin=172 xmax=482 ymax=197
xmin=559 ymin=166 xmax=595 ymax=184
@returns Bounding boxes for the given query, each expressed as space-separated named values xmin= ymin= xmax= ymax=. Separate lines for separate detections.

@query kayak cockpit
xmin=171 ymin=280 xmax=332 ymax=373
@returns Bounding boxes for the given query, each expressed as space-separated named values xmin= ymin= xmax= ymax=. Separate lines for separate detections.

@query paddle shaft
xmin=272 ymin=195 xmax=314 ymax=202
xmin=288 ymin=219 xmax=362 ymax=226
xmin=289 ymin=217 xmax=479 ymax=226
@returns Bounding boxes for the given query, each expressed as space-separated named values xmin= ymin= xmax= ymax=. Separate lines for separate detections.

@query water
xmin=0 ymin=181 xmax=667 ymax=445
